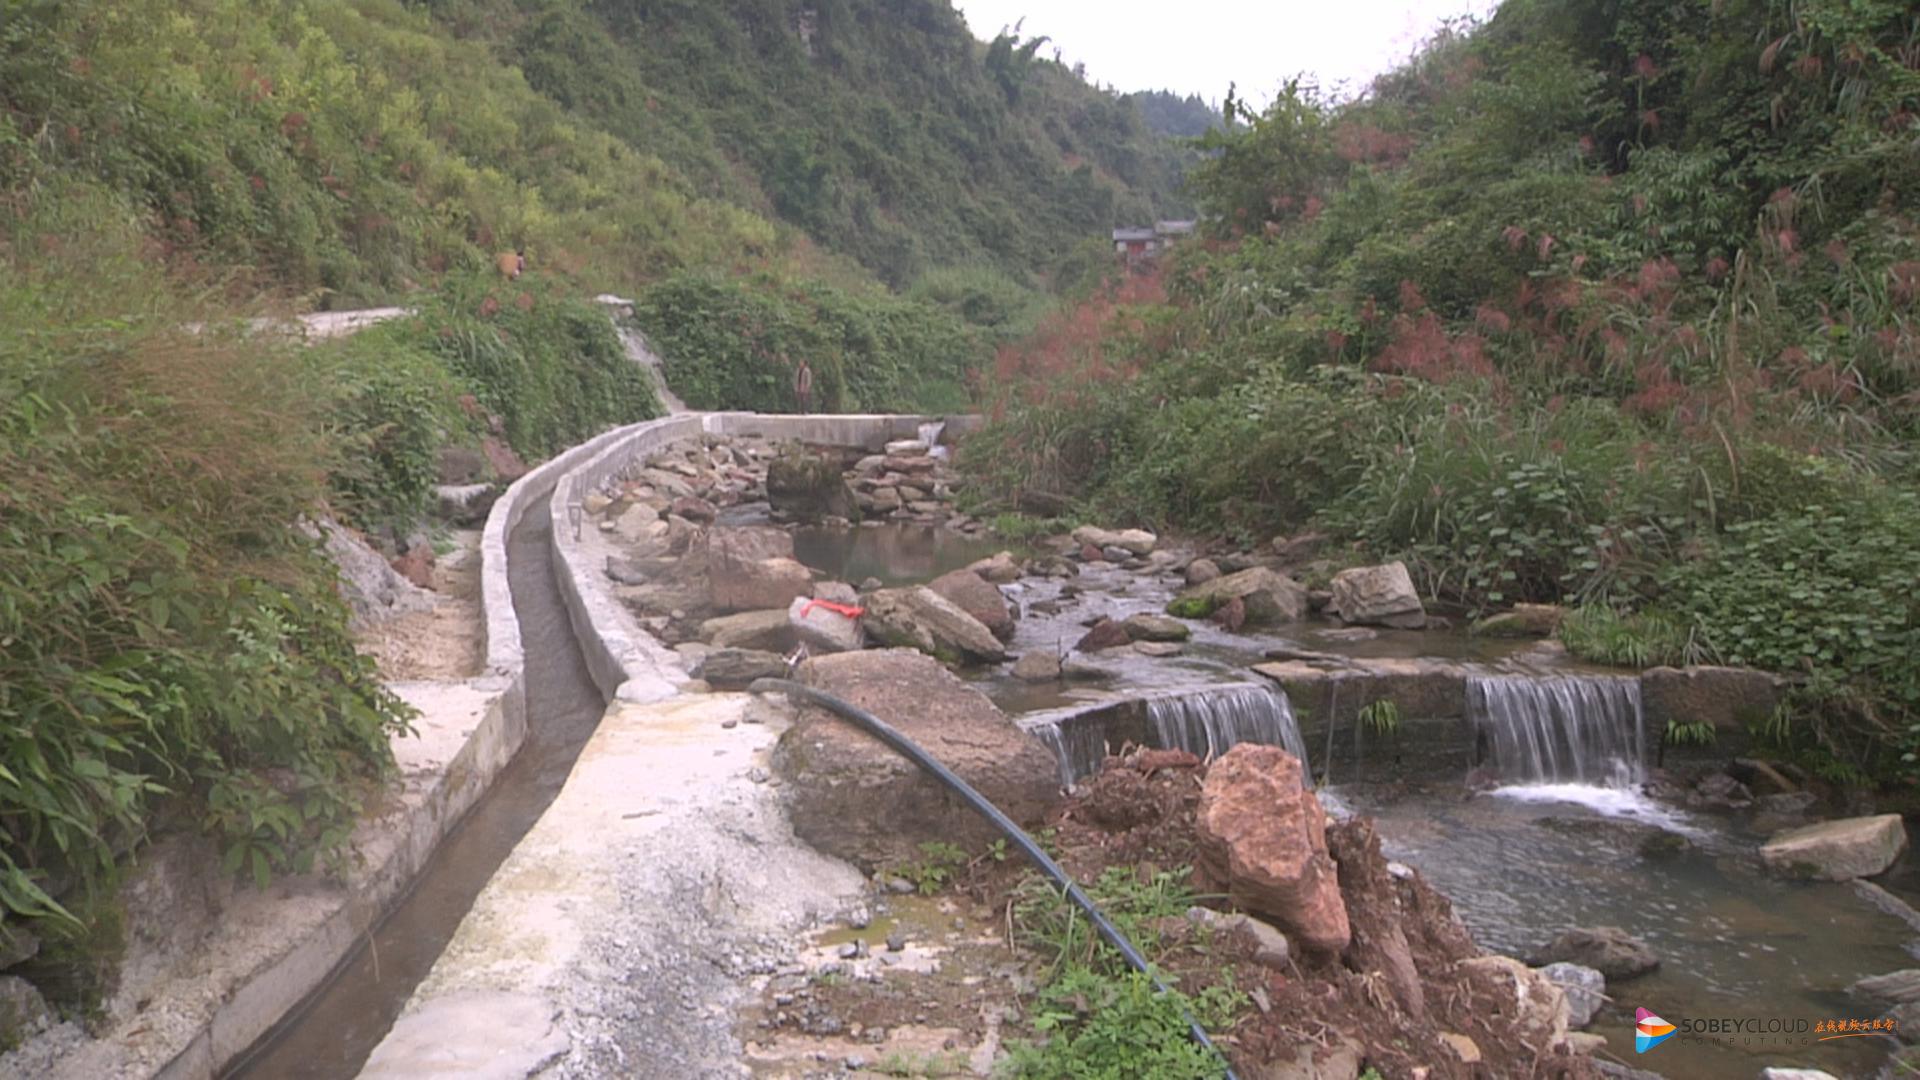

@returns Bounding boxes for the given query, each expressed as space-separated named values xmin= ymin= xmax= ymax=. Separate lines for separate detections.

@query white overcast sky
xmin=957 ymin=1 xmax=1503 ymax=106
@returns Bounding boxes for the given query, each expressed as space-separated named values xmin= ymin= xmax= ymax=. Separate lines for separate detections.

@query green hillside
xmin=457 ymin=0 xmax=1196 ymax=287
xmin=967 ymin=0 xmax=1920 ymax=780
xmin=0 ymin=0 xmax=1191 ymax=946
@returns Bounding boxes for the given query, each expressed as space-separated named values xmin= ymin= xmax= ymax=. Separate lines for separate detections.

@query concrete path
xmin=359 ymin=692 xmax=863 ymax=1078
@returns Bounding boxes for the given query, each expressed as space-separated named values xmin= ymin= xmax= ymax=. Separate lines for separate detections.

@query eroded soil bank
xmin=743 ymin=746 xmax=1604 ymax=1080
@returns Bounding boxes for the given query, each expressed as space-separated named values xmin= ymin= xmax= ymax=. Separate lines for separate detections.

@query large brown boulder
xmin=707 ymin=526 xmax=814 ymax=612
xmin=1070 ymin=525 xmax=1158 ymax=556
xmin=773 ymin=650 xmax=1061 ymax=870
xmin=1529 ymin=926 xmax=1659 ymax=981
xmin=1073 ymin=618 xmax=1132 ymax=652
xmin=693 ymin=648 xmax=788 ymax=690
xmin=1328 ymin=561 xmax=1426 ymax=629
xmin=1195 ymin=744 xmax=1350 ymax=954
xmin=700 ymin=609 xmax=795 ymax=652
xmin=927 ymin=569 xmax=1014 ymax=641
xmin=1169 ymin=567 xmax=1309 ymax=625
xmin=862 ymin=586 xmax=1007 ymax=663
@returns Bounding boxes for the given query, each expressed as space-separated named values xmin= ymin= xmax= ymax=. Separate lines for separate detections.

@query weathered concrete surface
xmin=361 ymin=694 xmax=864 ymax=1079
xmin=1641 ymin=664 xmax=1783 ymax=732
xmin=360 ymin=991 xmax=568 ymax=1078
xmin=1 ymin=679 xmax=525 ymax=1080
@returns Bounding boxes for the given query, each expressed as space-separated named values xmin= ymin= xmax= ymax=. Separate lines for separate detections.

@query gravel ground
xmin=362 ymin=692 xmax=867 ymax=1079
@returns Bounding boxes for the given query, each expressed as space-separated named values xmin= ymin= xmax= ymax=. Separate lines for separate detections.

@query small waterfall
xmin=616 ymin=326 xmax=687 ymax=414
xmin=918 ymin=419 xmax=948 ymax=460
xmin=1146 ymin=684 xmax=1308 ymax=768
xmin=1467 ymin=676 xmax=1645 ymax=788
xmin=1023 ymin=715 xmax=1114 ymax=789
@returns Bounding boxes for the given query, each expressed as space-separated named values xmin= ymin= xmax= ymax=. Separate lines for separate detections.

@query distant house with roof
xmin=1112 ymin=220 xmax=1197 ymax=267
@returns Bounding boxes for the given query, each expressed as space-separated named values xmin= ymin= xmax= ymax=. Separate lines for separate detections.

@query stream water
xmin=827 ymin=523 xmax=1916 ymax=1079
xmin=236 ymin=514 xmax=1909 ymax=1079
xmin=1335 ymin=783 xmax=1915 ymax=1078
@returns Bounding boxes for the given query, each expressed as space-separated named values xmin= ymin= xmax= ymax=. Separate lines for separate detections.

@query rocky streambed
xmin=569 ymin=428 xmax=1917 ymax=1079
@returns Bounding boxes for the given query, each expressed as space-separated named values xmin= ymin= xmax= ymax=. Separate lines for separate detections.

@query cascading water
xmin=917 ymin=419 xmax=948 ymax=460
xmin=1146 ymin=683 xmax=1309 ymax=769
xmin=1467 ymin=675 xmax=1645 ymax=788
xmin=1020 ymin=683 xmax=1307 ymax=790
xmin=1023 ymin=716 xmax=1111 ymax=789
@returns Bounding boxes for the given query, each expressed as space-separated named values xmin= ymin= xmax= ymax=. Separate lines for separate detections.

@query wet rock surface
xmin=1170 ymin=566 xmax=1310 ymax=625
xmin=861 ymin=587 xmax=1006 ymax=664
xmin=926 ymin=569 xmax=1013 ymax=641
xmin=1529 ymin=926 xmax=1659 ymax=981
xmin=1761 ymin=814 xmax=1908 ymax=881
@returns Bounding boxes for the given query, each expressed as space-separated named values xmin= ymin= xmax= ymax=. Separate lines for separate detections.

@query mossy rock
xmin=13 ymin=892 xmax=126 ymax=1025
xmin=1167 ymin=595 xmax=1218 ymax=619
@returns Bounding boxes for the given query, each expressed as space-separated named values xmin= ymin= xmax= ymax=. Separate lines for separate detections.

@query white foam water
xmin=1145 ymin=683 xmax=1308 ymax=766
xmin=1490 ymin=781 xmax=1703 ymax=835
xmin=917 ymin=419 xmax=948 ymax=460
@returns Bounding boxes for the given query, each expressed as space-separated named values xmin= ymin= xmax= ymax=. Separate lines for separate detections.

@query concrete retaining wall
xmin=144 ymin=404 xmax=709 ymax=1079
xmin=125 ymin=409 xmax=982 ymax=1079
xmin=545 ymin=412 xmax=980 ymax=704
xmin=1012 ymin=657 xmax=1781 ymax=787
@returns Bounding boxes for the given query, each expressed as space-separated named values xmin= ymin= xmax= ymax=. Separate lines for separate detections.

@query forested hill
xmin=1129 ymin=89 xmax=1226 ymax=138
xmin=3 ymin=0 xmax=1192 ymax=305
xmin=0 ymin=0 xmax=1193 ymax=933
xmin=465 ymin=0 xmax=1195 ymax=287
xmin=967 ymin=0 xmax=1920 ymax=781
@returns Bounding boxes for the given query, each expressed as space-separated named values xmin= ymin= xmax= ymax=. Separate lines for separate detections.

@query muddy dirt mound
xmin=1047 ymin=750 xmax=1600 ymax=1079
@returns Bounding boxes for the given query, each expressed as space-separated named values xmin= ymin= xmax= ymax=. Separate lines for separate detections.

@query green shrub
xmin=1668 ymin=496 xmax=1920 ymax=717
xmin=1002 ymin=866 xmax=1242 ymax=1079
xmin=997 ymin=967 xmax=1242 ymax=1080
xmin=0 ymin=217 xmax=411 ymax=929
xmin=404 ymin=279 xmax=661 ymax=458
xmin=636 ymin=272 xmax=984 ymax=414
xmin=310 ymin=330 xmax=471 ymax=530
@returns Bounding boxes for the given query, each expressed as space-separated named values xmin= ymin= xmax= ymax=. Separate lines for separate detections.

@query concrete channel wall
xmin=546 ymin=411 xmax=982 ymax=705
xmin=169 ymin=409 xmax=979 ymax=1078
xmin=148 ymin=406 xmax=656 ymax=1079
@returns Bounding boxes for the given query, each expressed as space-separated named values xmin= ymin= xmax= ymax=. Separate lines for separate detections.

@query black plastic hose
xmin=748 ymin=677 xmax=1239 ymax=1080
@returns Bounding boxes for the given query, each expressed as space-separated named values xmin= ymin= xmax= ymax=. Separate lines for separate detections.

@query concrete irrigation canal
xmin=4 ymin=314 xmax=1914 ymax=1080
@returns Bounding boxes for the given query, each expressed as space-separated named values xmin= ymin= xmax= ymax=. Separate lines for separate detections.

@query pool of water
xmin=791 ymin=523 xmax=1918 ymax=1079
xmin=791 ymin=523 xmax=1015 ymax=588
xmin=1331 ymin=782 xmax=1916 ymax=1078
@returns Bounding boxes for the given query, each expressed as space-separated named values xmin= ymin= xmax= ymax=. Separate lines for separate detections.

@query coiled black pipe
xmin=748 ymin=677 xmax=1240 ymax=1080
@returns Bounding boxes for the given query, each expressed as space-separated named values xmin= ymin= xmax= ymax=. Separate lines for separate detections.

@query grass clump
xmin=1559 ymin=606 xmax=1699 ymax=669
xmin=1000 ymin=866 xmax=1244 ymax=1079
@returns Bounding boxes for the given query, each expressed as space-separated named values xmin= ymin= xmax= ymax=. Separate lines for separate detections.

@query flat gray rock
xmin=1761 ymin=814 xmax=1907 ymax=881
